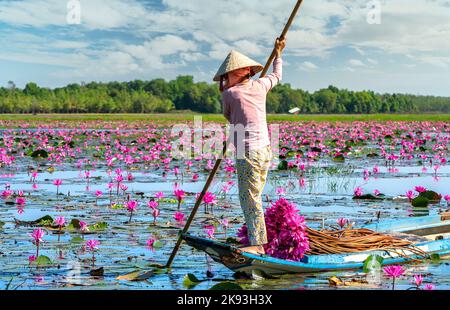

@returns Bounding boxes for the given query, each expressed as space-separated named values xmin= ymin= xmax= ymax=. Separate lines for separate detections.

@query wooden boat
xmin=182 ymin=213 xmax=450 ymax=276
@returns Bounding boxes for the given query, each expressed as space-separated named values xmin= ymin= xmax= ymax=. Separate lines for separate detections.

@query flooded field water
xmin=0 ymin=120 xmax=449 ymax=290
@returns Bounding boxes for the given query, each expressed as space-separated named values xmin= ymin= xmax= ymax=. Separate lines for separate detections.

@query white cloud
xmin=299 ymin=61 xmax=318 ymax=71
xmin=348 ymin=59 xmax=365 ymax=67
xmin=0 ymin=0 xmax=148 ymax=29
xmin=417 ymin=56 xmax=450 ymax=68
xmin=0 ymin=0 xmax=449 ymax=94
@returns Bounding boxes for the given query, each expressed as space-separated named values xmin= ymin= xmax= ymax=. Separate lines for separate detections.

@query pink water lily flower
xmin=31 ymin=228 xmax=45 ymax=244
xmin=354 ymin=187 xmax=363 ymax=197
xmin=203 ymin=192 xmax=216 ymax=205
xmin=53 ymin=179 xmax=62 ymax=196
xmin=126 ymin=200 xmax=138 ymax=222
xmin=413 ymin=274 xmax=423 ymax=287
xmin=126 ymin=200 xmax=138 ymax=212
xmin=79 ymin=221 xmax=89 ymax=232
xmin=383 ymin=265 xmax=405 ymax=278
xmin=86 ymin=239 xmax=100 ymax=251
xmin=148 ymin=200 xmax=158 ymax=209
xmin=444 ymin=195 xmax=450 ymax=204
xmin=85 ymin=239 xmax=100 ymax=266
xmin=146 ymin=237 xmax=156 ymax=249
xmin=337 ymin=218 xmax=348 ymax=229
xmin=54 ymin=216 xmax=66 ymax=227
xmin=155 ymin=191 xmax=164 ymax=199
xmin=414 ymin=186 xmax=427 ymax=193
xmin=174 ymin=212 xmax=185 ymax=226
xmin=16 ymin=197 xmax=26 ymax=205
xmin=174 ymin=189 xmax=185 ymax=209
xmin=383 ymin=265 xmax=405 ymax=290
xmin=406 ymin=190 xmax=415 ymax=201
xmin=204 ymin=225 xmax=215 ymax=239
xmin=373 ymin=165 xmax=379 ymax=174
xmin=152 ymin=208 xmax=160 ymax=224
xmin=1 ymin=190 xmax=13 ymax=198
xmin=424 ymin=284 xmax=435 ymax=290
xmin=30 ymin=228 xmax=45 ymax=257
xmin=276 ymin=187 xmax=286 ymax=196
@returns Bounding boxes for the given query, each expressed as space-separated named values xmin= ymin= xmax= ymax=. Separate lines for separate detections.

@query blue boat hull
xmin=182 ymin=213 xmax=450 ymax=275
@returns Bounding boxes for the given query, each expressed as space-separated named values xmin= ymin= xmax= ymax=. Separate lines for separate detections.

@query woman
xmin=214 ymin=37 xmax=286 ymax=254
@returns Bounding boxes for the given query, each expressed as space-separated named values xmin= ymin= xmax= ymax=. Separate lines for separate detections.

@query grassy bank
xmin=0 ymin=113 xmax=449 ymax=122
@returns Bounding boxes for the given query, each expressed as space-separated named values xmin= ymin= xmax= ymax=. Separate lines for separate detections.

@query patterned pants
xmin=235 ymin=145 xmax=272 ymax=245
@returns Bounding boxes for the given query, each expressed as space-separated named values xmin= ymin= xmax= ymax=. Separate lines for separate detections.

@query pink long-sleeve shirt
xmin=222 ymin=57 xmax=282 ymax=151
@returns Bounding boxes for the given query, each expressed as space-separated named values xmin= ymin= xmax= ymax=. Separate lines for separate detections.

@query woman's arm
xmin=257 ymin=37 xmax=286 ymax=93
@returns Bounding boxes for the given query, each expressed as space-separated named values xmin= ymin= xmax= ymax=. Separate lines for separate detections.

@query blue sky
xmin=0 ymin=0 xmax=450 ymax=96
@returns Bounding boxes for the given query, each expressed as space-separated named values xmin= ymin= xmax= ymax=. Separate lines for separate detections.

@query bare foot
xmin=239 ymin=245 xmax=265 ymax=255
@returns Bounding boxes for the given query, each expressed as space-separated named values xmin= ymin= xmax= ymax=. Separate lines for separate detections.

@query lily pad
xmin=116 ymin=269 xmax=154 ymax=281
xmin=225 ymin=237 xmax=241 ymax=245
xmin=430 ymin=253 xmax=440 ymax=263
xmin=363 ymin=254 xmax=383 ymax=273
xmin=30 ymin=149 xmax=49 ymax=158
xmin=89 ymin=222 xmax=108 ymax=231
xmin=183 ymin=273 xmax=202 ymax=288
xmin=15 ymin=215 xmax=54 ymax=227
xmin=353 ymin=194 xmax=384 ymax=200
xmin=411 ymin=196 xmax=429 ymax=208
xmin=33 ymin=255 xmax=52 ymax=267
xmin=152 ymin=240 xmax=164 ymax=249
xmin=277 ymin=160 xmax=288 ymax=170
xmin=90 ymin=267 xmax=104 ymax=277
xmin=209 ymin=281 xmax=243 ymax=290
xmin=332 ymin=154 xmax=345 ymax=162
xmin=419 ymin=190 xmax=441 ymax=202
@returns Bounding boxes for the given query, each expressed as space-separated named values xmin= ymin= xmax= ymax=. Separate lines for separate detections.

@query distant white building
xmin=288 ymin=107 xmax=300 ymax=114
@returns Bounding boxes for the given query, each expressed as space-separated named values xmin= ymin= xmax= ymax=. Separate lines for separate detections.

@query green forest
xmin=1 ymin=78 xmax=449 ymax=114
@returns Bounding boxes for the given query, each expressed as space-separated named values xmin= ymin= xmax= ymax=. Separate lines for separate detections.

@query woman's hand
xmin=275 ymin=37 xmax=286 ymax=58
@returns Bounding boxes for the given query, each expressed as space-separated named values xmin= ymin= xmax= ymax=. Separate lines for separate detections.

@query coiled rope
xmin=305 ymin=227 xmax=428 ymax=258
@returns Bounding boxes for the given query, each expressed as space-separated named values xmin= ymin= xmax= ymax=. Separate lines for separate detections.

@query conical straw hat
xmin=213 ymin=50 xmax=263 ymax=81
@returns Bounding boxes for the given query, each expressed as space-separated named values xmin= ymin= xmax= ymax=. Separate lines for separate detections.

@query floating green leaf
xmin=209 ymin=281 xmax=243 ymax=290
xmin=353 ymin=194 xmax=384 ymax=200
xmin=430 ymin=253 xmax=441 ymax=263
xmin=116 ymin=269 xmax=154 ymax=281
xmin=419 ymin=190 xmax=441 ymax=202
xmin=332 ymin=154 xmax=345 ymax=162
xmin=33 ymin=255 xmax=52 ymax=267
xmin=183 ymin=273 xmax=202 ymax=289
xmin=152 ymin=240 xmax=164 ymax=249
xmin=89 ymin=222 xmax=108 ymax=231
xmin=30 ymin=149 xmax=49 ymax=158
xmin=411 ymin=196 xmax=429 ymax=208
xmin=277 ymin=160 xmax=288 ymax=170
xmin=15 ymin=215 xmax=54 ymax=227
xmin=363 ymin=255 xmax=383 ymax=273
xmin=225 ymin=237 xmax=241 ymax=245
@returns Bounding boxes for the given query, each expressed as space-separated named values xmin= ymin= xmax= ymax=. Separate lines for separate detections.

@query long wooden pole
xmin=165 ymin=0 xmax=304 ymax=268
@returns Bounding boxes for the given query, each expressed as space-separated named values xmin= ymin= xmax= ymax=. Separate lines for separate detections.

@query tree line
xmin=1 ymin=78 xmax=449 ymax=114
